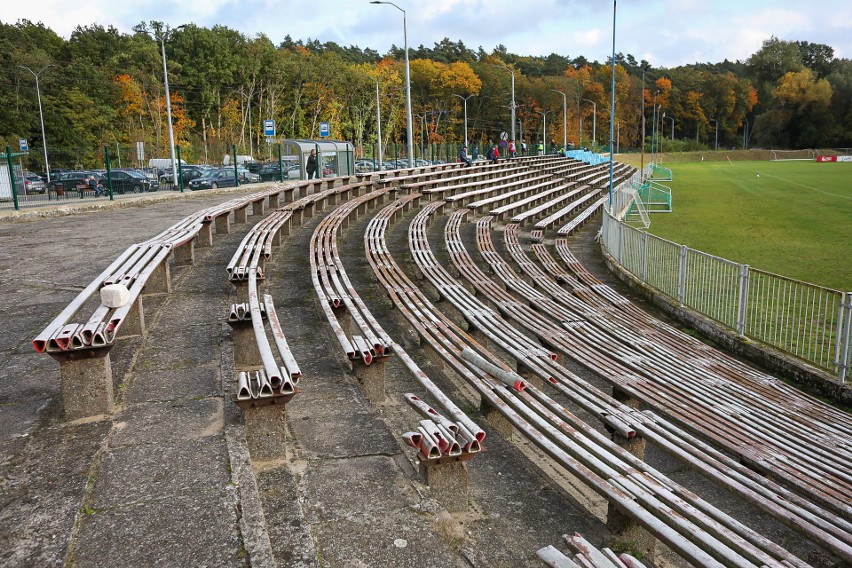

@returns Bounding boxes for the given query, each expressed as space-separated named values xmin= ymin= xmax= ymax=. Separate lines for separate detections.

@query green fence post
xmin=277 ymin=144 xmax=284 ymax=182
xmin=232 ymin=144 xmax=239 ymax=187
xmin=104 ymin=145 xmax=114 ymax=201
xmin=176 ymin=145 xmax=184 ymax=192
xmin=6 ymin=146 xmax=20 ymax=211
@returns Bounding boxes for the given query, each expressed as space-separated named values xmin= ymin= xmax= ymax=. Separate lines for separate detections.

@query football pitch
xmin=644 ymin=160 xmax=852 ymax=291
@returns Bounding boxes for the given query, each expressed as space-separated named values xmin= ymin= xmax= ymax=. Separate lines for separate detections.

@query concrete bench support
xmin=234 ymin=206 xmax=248 ymax=224
xmin=61 ymin=356 xmax=114 ymax=420
xmin=118 ymin=299 xmax=145 ymax=338
xmin=173 ymin=241 xmax=195 ymax=267
xmin=419 ymin=460 xmax=469 ymax=513
xmin=215 ymin=214 xmax=231 ymax=235
xmin=268 ymin=193 xmax=280 ymax=209
xmin=252 ymin=200 xmax=264 ymax=217
xmin=198 ymin=223 xmax=214 ymax=247
xmin=232 ymin=324 xmax=262 ymax=368
xmin=145 ymin=262 xmax=171 ymax=294
xmin=244 ymin=404 xmax=288 ymax=460
xmin=353 ymin=360 xmax=386 ymax=404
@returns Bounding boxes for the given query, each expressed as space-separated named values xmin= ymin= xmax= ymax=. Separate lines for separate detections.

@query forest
xmin=1 ymin=19 xmax=850 ymax=169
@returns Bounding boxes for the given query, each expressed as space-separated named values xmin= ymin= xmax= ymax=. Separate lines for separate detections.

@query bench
xmin=537 ymin=533 xmax=647 ymax=568
xmin=414 ymin=206 xmax=852 ymax=564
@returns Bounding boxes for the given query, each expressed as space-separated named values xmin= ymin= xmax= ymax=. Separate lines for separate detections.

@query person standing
xmin=509 ymin=140 xmax=516 ymax=158
xmin=306 ymin=149 xmax=318 ymax=179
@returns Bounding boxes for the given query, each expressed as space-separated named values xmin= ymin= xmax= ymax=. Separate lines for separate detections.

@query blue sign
xmin=319 ymin=122 xmax=330 ymax=138
xmin=19 ymin=139 xmax=28 ymax=152
xmin=264 ymin=119 xmax=275 ymax=137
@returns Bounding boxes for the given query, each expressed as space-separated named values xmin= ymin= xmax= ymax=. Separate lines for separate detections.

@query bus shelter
xmin=280 ymin=139 xmax=355 ymax=180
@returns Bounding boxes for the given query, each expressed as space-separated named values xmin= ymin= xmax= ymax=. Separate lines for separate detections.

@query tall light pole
xmin=651 ymin=91 xmax=659 ymax=164
xmin=367 ymin=75 xmax=383 ymax=170
xmin=709 ymin=119 xmax=719 ymax=150
xmin=149 ymin=23 xmax=186 ymax=186
xmin=494 ymin=62 xmax=516 ymax=142
xmin=608 ymin=0 xmax=617 ymax=206
xmin=452 ymin=94 xmax=473 ymax=147
xmin=664 ymin=113 xmax=675 ymax=140
xmin=371 ymin=1 xmax=414 ymax=167
xmin=583 ymin=98 xmax=596 ymax=149
xmin=18 ymin=64 xmax=54 ymax=184
xmin=538 ymin=111 xmax=553 ymax=153
xmin=550 ymin=89 xmax=567 ymax=150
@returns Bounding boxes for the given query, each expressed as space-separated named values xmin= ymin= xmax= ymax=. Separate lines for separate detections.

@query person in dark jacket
xmin=306 ymin=149 xmax=318 ymax=179
xmin=459 ymin=146 xmax=472 ymax=167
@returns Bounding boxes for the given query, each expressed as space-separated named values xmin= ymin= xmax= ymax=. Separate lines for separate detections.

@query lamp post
xmin=415 ymin=113 xmax=427 ymax=158
xmin=494 ymin=62 xmax=516 ymax=142
xmin=18 ymin=64 xmax=54 ymax=184
xmin=608 ymin=0 xmax=617 ymax=206
xmin=149 ymin=24 xmax=186 ymax=186
xmin=366 ymin=76 xmax=383 ymax=170
xmin=664 ymin=113 xmax=675 ymax=140
xmin=351 ymin=106 xmax=364 ymax=157
xmin=452 ymin=94 xmax=473 ymax=147
xmin=582 ymin=98 xmax=596 ymax=149
xmin=550 ymin=90 xmax=567 ymax=150
xmin=538 ymin=111 xmax=553 ymax=153
xmin=371 ymin=1 xmax=414 ymax=167
xmin=651 ymin=91 xmax=659 ymax=164
xmin=709 ymin=119 xmax=719 ymax=150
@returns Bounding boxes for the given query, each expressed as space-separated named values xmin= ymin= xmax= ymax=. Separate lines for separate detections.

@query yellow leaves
xmin=410 ymin=59 xmax=481 ymax=100
xmin=773 ymin=68 xmax=831 ymax=111
xmin=113 ymin=74 xmax=144 ymax=118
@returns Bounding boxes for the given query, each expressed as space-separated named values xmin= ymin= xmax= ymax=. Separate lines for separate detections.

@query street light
xmin=550 ymin=90 xmax=567 ymax=151
xmin=371 ymin=1 xmax=414 ymax=168
xmin=452 ymin=94 xmax=473 ymax=147
xmin=18 ymin=64 xmax=54 ymax=184
xmin=494 ymin=62 xmax=516 ymax=143
xmin=664 ymin=113 xmax=675 ymax=140
xmin=366 ymin=75 xmax=383 ymax=170
xmin=538 ymin=110 xmax=553 ymax=153
xmin=148 ymin=23 xmax=186 ymax=186
xmin=709 ymin=119 xmax=719 ymax=150
xmin=582 ymin=98 xmax=596 ymax=149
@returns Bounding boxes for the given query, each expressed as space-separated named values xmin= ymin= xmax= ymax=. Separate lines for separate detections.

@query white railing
xmin=601 ymin=210 xmax=851 ymax=382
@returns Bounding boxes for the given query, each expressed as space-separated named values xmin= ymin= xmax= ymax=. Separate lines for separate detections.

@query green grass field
xmin=641 ymin=160 xmax=851 ymax=291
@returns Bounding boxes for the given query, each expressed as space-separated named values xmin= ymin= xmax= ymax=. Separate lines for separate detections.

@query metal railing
xmin=602 ymin=202 xmax=851 ymax=383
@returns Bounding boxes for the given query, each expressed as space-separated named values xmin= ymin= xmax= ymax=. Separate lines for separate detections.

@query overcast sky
xmin=6 ymin=0 xmax=851 ymax=68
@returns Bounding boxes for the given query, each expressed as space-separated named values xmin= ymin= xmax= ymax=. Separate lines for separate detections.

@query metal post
xmin=157 ymin=28 xmax=181 ymax=186
xmin=18 ymin=64 xmax=54 ymax=187
xmin=452 ymin=94 xmax=472 ymax=147
xmin=651 ymin=92 xmax=658 ymax=165
xmin=176 ymin=145 xmax=184 ymax=192
xmin=737 ymin=264 xmax=750 ymax=337
xmin=836 ymin=292 xmax=851 ymax=383
xmin=371 ymin=76 xmax=383 ymax=170
xmin=608 ymin=0 xmax=617 ymax=208
xmin=232 ymin=144 xmax=239 ymax=187
xmin=550 ymin=90 xmax=567 ymax=151
xmin=104 ymin=145 xmax=114 ymax=201
xmin=277 ymin=143 xmax=284 ymax=182
xmin=6 ymin=146 xmax=20 ymax=211
xmin=583 ymin=98 xmax=597 ymax=149
xmin=677 ymin=245 xmax=688 ymax=304
xmin=640 ymin=231 xmax=647 ymax=283
xmin=640 ymin=70 xmax=645 ymax=177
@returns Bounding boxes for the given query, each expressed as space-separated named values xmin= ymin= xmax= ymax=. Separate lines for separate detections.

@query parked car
xmin=23 ymin=172 xmax=46 ymax=194
xmin=49 ymin=171 xmax=97 ymax=194
xmin=355 ymin=159 xmax=378 ymax=173
xmin=236 ymin=167 xmax=261 ymax=183
xmin=108 ymin=169 xmax=153 ymax=193
xmin=188 ymin=168 xmax=237 ymax=190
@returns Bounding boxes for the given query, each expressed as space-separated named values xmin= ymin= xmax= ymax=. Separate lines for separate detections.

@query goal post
xmin=770 ymin=149 xmax=816 ymax=161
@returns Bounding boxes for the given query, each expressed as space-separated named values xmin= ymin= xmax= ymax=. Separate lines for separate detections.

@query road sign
xmin=265 ymin=137 xmax=276 ymax=144
xmin=19 ymin=139 xmax=28 ymax=152
xmin=136 ymin=141 xmax=145 ymax=161
xmin=319 ymin=122 xmax=330 ymax=138
xmin=264 ymin=119 xmax=275 ymax=137
xmin=500 ymin=131 xmax=509 ymax=141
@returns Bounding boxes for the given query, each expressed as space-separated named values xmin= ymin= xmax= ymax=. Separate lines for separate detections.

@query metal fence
xmin=601 ymin=208 xmax=851 ymax=382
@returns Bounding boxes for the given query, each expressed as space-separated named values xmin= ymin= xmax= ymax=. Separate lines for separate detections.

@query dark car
xmin=188 ymin=168 xmax=237 ymax=190
xmin=108 ymin=169 xmax=152 ymax=194
xmin=49 ymin=171 xmax=97 ymax=194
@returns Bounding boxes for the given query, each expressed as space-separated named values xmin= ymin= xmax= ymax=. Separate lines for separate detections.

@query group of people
xmin=459 ymin=139 xmax=519 ymax=167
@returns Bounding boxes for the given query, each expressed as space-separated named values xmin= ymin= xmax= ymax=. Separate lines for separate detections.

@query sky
xmin=5 ymin=0 xmax=851 ymax=68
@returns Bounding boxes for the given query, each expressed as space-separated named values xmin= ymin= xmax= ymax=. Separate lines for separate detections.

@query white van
xmin=223 ymin=155 xmax=255 ymax=166
xmin=148 ymin=158 xmax=186 ymax=171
